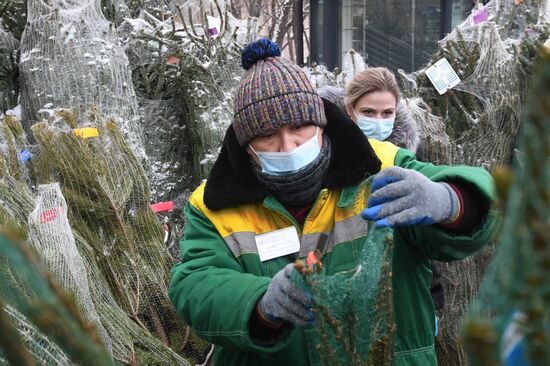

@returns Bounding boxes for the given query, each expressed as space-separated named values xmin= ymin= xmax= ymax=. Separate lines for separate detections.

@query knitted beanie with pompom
xmin=233 ymin=38 xmax=326 ymax=147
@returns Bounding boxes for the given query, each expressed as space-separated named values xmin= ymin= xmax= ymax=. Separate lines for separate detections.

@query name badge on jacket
xmin=255 ymin=226 xmax=300 ymax=262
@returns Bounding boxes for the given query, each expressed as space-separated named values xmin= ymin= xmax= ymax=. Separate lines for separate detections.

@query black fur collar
xmin=203 ymin=99 xmax=381 ymax=211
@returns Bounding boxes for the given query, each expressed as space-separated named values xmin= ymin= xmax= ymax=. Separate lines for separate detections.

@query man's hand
xmin=258 ymin=263 xmax=314 ymax=326
xmin=361 ymin=166 xmax=459 ymax=227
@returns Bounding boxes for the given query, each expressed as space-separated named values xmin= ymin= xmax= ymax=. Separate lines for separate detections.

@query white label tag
xmin=255 ymin=226 xmax=300 ymax=262
xmin=425 ymin=57 xmax=461 ymax=95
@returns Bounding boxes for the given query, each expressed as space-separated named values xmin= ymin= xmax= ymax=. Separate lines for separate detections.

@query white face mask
xmin=353 ymin=110 xmax=394 ymax=141
xmin=249 ymin=127 xmax=321 ymax=175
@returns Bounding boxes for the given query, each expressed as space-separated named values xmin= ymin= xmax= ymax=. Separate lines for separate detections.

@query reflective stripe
xmin=300 ymin=214 xmax=369 ymax=256
xmin=223 ymin=232 xmax=258 ymax=258
xmin=222 ymin=213 xmax=369 ymax=259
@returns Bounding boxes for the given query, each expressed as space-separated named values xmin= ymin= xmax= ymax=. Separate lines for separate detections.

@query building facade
xmin=310 ymin=0 xmax=477 ymax=72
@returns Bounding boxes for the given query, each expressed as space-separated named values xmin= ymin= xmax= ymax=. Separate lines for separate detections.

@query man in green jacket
xmin=169 ymin=38 xmax=499 ymax=366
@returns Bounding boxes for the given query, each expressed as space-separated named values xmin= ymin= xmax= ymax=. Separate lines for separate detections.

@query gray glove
xmin=258 ymin=263 xmax=314 ymax=326
xmin=361 ymin=166 xmax=460 ymax=227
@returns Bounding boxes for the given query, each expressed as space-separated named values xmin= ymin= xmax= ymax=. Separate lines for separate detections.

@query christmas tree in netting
xmin=0 ymin=0 xmax=260 ymax=363
xmin=18 ymin=0 xmax=144 ymax=155
xmin=291 ymin=180 xmax=396 ymax=366
xmin=404 ymin=0 xmax=548 ymax=168
xmin=30 ymin=111 xmax=209 ymax=364
xmin=0 ymin=229 xmax=114 ymax=366
xmin=0 ymin=113 xmax=207 ymax=365
xmin=463 ymin=46 xmax=550 ymax=366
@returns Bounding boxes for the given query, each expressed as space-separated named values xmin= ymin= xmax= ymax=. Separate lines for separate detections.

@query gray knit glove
xmin=258 ymin=263 xmax=314 ymax=326
xmin=361 ymin=166 xmax=460 ymax=227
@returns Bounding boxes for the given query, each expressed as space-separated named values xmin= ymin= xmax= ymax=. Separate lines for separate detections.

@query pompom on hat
xmin=233 ymin=38 xmax=327 ymax=147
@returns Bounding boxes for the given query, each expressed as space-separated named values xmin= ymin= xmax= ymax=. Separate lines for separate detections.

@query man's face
xmin=246 ymin=124 xmax=323 ymax=165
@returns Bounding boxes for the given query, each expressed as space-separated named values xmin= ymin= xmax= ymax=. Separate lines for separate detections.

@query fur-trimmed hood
xmin=391 ymin=101 xmax=420 ymax=153
xmin=203 ymin=99 xmax=382 ymax=211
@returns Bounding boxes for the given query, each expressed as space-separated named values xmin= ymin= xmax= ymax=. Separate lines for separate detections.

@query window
xmin=341 ymin=0 xmax=442 ymax=72
xmin=310 ymin=0 xmax=475 ymax=72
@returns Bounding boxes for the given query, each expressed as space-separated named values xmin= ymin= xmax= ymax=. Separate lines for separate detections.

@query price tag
xmin=150 ymin=201 xmax=174 ymax=213
xmin=255 ymin=226 xmax=300 ymax=262
xmin=471 ymin=7 xmax=489 ymax=25
xmin=74 ymin=127 xmax=100 ymax=138
xmin=425 ymin=58 xmax=461 ymax=95
xmin=207 ymin=15 xmax=221 ymax=37
xmin=40 ymin=207 xmax=64 ymax=224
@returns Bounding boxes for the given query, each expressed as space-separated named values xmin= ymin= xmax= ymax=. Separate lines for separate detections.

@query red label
xmin=40 ymin=207 xmax=64 ymax=224
xmin=150 ymin=201 xmax=174 ymax=213
xmin=166 ymin=56 xmax=180 ymax=65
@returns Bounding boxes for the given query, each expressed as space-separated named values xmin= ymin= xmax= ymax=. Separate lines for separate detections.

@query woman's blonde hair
xmin=345 ymin=67 xmax=400 ymax=113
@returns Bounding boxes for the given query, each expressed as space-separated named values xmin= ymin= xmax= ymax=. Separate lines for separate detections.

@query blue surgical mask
xmin=355 ymin=115 xmax=394 ymax=141
xmin=249 ymin=127 xmax=321 ymax=176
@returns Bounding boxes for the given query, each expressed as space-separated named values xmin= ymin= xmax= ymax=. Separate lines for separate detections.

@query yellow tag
xmin=73 ymin=128 xmax=99 ymax=138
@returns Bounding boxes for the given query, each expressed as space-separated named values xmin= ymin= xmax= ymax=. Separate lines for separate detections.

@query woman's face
xmin=349 ymin=91 xmax=397 ymax=121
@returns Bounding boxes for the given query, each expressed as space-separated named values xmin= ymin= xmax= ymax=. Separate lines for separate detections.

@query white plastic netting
xmin=1 ymin=2 xmax=259 ymax=362
xmin=28 ymin=182 xmax=113 ymax=355
xmin=407 ymin=0 xmax=549 ymax=168
xmin=0 ymin=23 xmax=19 ymax=113
xmin=293 ymin=218 xmax=396 ymax=365
xmin=117 ymin=0 xmax=258 ymax=199
xmin=1 ymin=305 xmax=73 ymax=365
xmin=110 ymin=2 xmax=258 ymax=270
xmin=0 ymin=114 xmax=203 ymax=365
xmin=18 ymin=0 xmax=144 ymax=155
xmin=139 ymin=98 xmax=190 ymax=201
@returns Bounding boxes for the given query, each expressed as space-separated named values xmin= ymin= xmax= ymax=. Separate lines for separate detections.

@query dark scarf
xmin=203 ymin=99 xmax=382 ymax=211
xmin=253 ymin=136 xmax=331 ymax=206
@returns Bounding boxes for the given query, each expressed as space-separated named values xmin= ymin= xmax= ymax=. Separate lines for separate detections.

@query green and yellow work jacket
xmin=169 ymin=101 xmax=499 ymax=366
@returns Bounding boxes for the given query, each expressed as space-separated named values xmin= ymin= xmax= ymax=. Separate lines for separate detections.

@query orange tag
xmin=307 ymin=250 xmax=321 ymax=267
xmin=74 ymin=128 xmax=99 ymax=138
xmin=514 ymin=0 xmax=523 ymax=4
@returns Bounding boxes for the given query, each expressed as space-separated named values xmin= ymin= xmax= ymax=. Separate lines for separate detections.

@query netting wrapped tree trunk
xmin=18 ymin=0 xmax=144 ymax=153
xmin=27 ymin=182 xmax=113 ymax=355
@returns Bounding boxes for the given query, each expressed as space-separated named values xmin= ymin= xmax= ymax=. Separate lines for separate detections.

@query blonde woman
xmin=345 ymin=67 xmax=420 ymax=152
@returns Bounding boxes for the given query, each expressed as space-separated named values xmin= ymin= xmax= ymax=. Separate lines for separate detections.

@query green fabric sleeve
xmin=393 ymin=148 xmax=500 ymax=261
xmin=168 ymin=202 xmax=292 ymax=353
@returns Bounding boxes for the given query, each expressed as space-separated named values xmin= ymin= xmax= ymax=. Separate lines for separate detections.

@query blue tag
xmin=19 ymin=149 xmax=32 ymax=163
